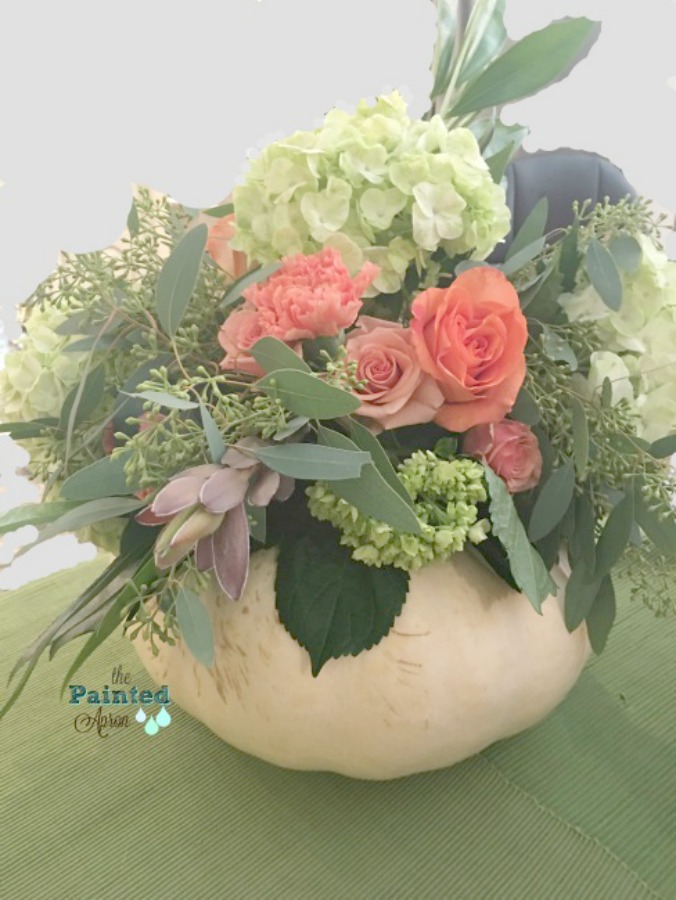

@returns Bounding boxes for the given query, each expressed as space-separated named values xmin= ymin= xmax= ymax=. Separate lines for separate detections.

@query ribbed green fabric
xmin=1 ymin=558 xmax=673 ymax=899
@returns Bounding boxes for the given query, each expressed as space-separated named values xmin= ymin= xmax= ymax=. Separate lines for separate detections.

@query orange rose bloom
xmin=410 ymin=268 xmax=527 ymax=432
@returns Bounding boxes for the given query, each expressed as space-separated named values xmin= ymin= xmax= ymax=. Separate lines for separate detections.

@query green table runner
xmin=1 ymin=558 xmax=674 ymax=899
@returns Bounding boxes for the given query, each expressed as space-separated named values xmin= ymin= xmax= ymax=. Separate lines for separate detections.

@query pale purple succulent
xmin=139 ymin=437 xmax=293 ymax=600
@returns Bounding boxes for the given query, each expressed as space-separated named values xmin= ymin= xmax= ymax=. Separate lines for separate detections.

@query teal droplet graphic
xmin=144 ymin=715 xmax=159 ymax=736
xmin=156 ymin=707 xmax=172 ymax=728
xmin=135 ymin=708 xmax=147 ymax=724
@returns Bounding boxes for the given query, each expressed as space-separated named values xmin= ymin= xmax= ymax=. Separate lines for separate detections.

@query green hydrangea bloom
xmin=307 ymin=450 xmax=489 ymax=571
xmin=0 ymin=304 xmax=88 ymax=423
xmin=232 ymin=92 xmax=510 ymax=294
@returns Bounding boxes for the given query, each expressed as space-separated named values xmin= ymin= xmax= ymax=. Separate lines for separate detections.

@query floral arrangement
xmin=2 ymin=0 xmax=676 ymax=716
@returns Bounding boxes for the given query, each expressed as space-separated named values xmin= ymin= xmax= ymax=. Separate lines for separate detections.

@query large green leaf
xmin=0 ymin=501 xmax=81 ymax=536
xmin=156 ymin=223 xmax=208 ymax=337
xmin=635 ymin=498 xmax=676 ymax=559
xmin=586 ymin=239 xmax=623 ymax=311
xmin=250 ymin=337 xmax=311 ymax=374
xmin=175 ymin=586 xmax=215 ymax=668
xmin=200 ymin=404 xmax=226 ymax=465
xmin=484 ymin=466 xmax=556 ymax=613
xmin=257 ymin=369 xmax=361 ymax=419
xmin=457 ymin=0 xmax=507 ymax=85
xmin=318 ymin=427 xmax=421 ymax=534
xmin=528 ymin=461 xmax=575 ymax=543
xmin=254 ymin=443 xmax=370 ymax=481
xmin=506 ymin=198 xmax=549 ymax=262
xmin=559 ymin=226 xmax=582 ymax=292
xmin=450 ymin=17 xmax=600 ymax=116
xmin=128 ymin=390 xmax=198 ymax=411
xmin=570 ymin=493 xmax=596 ymax=573
xmin=510 ymin=388 xmax=540 ymax=427
xmin=202 ymin=202 xmax=234 ymax=218
xmin=61 ymin=453 xmax=137 ymax=501
xmin=648 ymin=433 xmax=676 ymax=459
xmin=60 ymin=367 xmax=106 ymax=432
xmin=275 ymin=529 xmax=409 ymax=676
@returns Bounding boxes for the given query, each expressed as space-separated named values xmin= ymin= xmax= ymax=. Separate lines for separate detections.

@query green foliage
xmin=174 ymin=586 xmax=215 ymax=668
xmin=250 ymin=337 xmax=311 ymax=374
xmin=155 ymin=223 xmax=208 ymax=338
xmin=254 ymin=443 xmax=370 ymax=481
xmin=484 ymin=466 xmax=555 ymax=613
xmin=275 ymin=528 xmax=409 ymax=676
xmin=528 ymin=462 xmax=575 ymax=543
xmin=61 ymin=454 xmax=137 ymax=500
xmin=585 ymin=239 xmax=623 ymax=311
xmin=257 ymin=369 xmax=361 ymax=419
xmin=506 ymin=198 xmax=549 ymax=262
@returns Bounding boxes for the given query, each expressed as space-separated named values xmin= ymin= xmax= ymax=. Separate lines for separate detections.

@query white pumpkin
xmin=133 ymin=548 xmax=590 ymax=780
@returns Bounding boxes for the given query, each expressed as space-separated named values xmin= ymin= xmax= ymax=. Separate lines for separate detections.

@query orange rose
xmin=410 ymin=268 xmax=527 ymax=432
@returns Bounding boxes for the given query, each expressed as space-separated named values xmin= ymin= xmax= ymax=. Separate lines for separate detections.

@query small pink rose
xmin=463 ymin=419 xmax=542 ymax=493
xmin=244 ymin=247 xmax=379 ymax=342
xmin=346 ymin=316 xmax=444 ymax=431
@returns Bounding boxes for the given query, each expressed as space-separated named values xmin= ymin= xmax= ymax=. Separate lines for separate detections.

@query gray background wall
xmin=1 ymin=0 xmax=675 ymax=584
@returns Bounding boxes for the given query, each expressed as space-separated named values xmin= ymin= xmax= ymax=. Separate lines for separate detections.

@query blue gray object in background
xmin=491 ymin=148 xmax=636 ymax=262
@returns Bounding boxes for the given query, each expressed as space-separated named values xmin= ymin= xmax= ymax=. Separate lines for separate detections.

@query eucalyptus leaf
xmin=62 ymin=334 xmax=118 ymax=353
xmin=593 ymin=489 xmax=634 ymax=579
xmin=600 ymin=377 xmax=613 ymax=409
xmin=129 ymin=390 xmax=198 ymax=411
xmin=648 ymin=433 xmax=676 ymax=459
xmin=500 ymin=237 xmax=546 ymax=277
xmin=60 ymin=367 xmax=106 ymax=431
xmin=55 ymin=311 xmax=91 ymax=336
xmin=127 ymin=200 xmax=140 ymax=237
xmin=38 ymin=497 xmax=145 ymax=542
xmin=609 ymin=234 xmax=642 ymax=275
xmin=156 ymin=223 xmax=208 ymax=337
xmin=61 ymin=453 xmax=137 ymax=501
xmin=506 ymin=198 xmax=549 ymax=262
xmin=484 ymin=466 xmax=556 ymax=613
xmin=221 ymin=262 xmax=281 ymax=309
xmin=344 ymin=418 xmax=413 ymax=506
xmin=450 ymin=17 xmax=600 ymax=116
xmin=318 ymin=427 xmax=420 ymax=534
xmin=257 ymin=369 xmax=360 ymax=419
xmin=253 ymin=443 xmax=370 ymax=481
xmin=200 ymin=404 xmax=226 ymax=464
xmin=570 ymin=493 xmax=596 ymax=573
xmin=528 ymin=461 xmax=575 ymax=543
xmin=586 ymin=239 xmax=623 ymax=311
xmin=202 ymin=203 xmax=234 ymax=218
xmin=251 ymin=336 xmax=311 ymax=374
xmin=0 ymin=419 xmax=58 ymax=439
xmin=541 ymin=326 xmax=578 ymax=371
xmin=457 ymin=0 xmax=507 ymax=85
xmin=175 ymin=586 xmax=215 ymax=668
xmin=564 ymin=563 xmax=601 ymax=632
xmin=586 ymin=575 xmax=616 ymax=654
xmin=0 ymin=501 xmax=81 ymax=537
xmin=510 ymin=387 xmax=540 ymax=427
xmin=273 ymin=416 xmax=310 ymax=442
xmin=275 ymin=529 xmax=409 ymax=676
xmin=635 ymin=492 xmax=676 ymax=559
xmin=559 ymin=226 xmax=581 ymax=292
xmin=571 ymin=397 xmax=589 ymax=477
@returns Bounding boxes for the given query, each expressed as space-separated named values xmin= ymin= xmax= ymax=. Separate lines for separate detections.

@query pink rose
xmin=206 ymin=213 xmax=249 ymax=281
xmin=410 ymin=268 xmax=528 ymax=432
xmin=463 ymin=419 xmax=542 ymax=493
xmin=346 ymin=317 xmax=444 ymax=431
xmin=244 ymin=247 xmax=379 ymax=342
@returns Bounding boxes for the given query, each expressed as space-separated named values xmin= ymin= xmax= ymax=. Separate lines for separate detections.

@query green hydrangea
xmin=307 ymin=450 xmax=489 ymax=571
xmin=0 ymin=304 xmax=88 ymax=423
xmin=232 ymin=93 xmax=510 ymax=294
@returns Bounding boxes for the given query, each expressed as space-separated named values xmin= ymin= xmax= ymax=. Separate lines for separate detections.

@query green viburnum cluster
xmin=232 ymin=92 xmax=510 ymax=295
xmin=307 ymin=451 xmax=489 ymax=571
